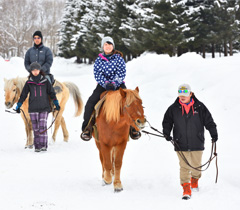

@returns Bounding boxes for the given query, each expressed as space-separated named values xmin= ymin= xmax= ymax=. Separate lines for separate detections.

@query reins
xmin=5 ymin=108 xmax=60 ymax=134
xmin=142 ymin=120 xmax=218 ymax=183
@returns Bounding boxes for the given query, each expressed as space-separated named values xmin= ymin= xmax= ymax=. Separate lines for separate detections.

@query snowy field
xmin=0 ymin=52 xmax=240 ymax=210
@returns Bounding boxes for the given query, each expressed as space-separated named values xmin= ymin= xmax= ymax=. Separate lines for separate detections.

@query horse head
xmin=4 ymin=77 xmax=25 ymax=109
xmin=120 ymin=87 xmax=146 ymax=131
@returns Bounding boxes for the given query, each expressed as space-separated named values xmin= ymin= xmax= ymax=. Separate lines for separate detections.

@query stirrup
xmin=80 ymin=130 xmax=92 ymax=141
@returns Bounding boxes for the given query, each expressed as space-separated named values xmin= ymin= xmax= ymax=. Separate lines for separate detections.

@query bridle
xmin=123 ymin=102 xmax=145 ymax=130
xmin=9 ymin=88 xmax=18 ymax=108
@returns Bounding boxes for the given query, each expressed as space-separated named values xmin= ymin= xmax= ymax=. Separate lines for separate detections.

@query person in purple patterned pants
xmin=15 ymin=62 xmax=60 ymax=152
xmin=30 ymin=112 xmax=49 ymax=151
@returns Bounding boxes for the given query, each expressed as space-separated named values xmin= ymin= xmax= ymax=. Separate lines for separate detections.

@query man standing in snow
xmin=24 ymin=31 xmax=54 ymax=84
xmin=162 ymin=84 xmax=218 ymax=200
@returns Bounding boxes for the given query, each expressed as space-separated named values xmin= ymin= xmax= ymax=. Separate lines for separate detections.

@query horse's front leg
xmin=113 ymin=141 xmax=127 ymax=192
xmin=94 ymin=140 xmax=104 ymax=179
xmin=101 ymin=144 xmax=113 ymax=185
xmin=22 ymin=115 xmax=33 ymax=149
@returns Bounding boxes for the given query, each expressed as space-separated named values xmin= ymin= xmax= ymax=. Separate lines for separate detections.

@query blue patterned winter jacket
xmin=94 ymin=53 xmax=126 ymax=88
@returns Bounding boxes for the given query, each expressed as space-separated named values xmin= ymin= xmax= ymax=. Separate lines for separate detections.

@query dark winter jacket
xmin=94 ymin=53 xmax=126 ymax=88
xmin=18 ymin=75 xmax=56 ymax=113
xmin=162 ymin=95 xmax=218 ymax=151
xmin=24 ymin=44 xmax=53 ymax=74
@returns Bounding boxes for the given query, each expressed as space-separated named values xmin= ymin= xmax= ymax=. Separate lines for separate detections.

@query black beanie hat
xmin=30 ymin=62 xmax=41 ymax=71
xmin=33 ymin=31 xmax=43 ymax=39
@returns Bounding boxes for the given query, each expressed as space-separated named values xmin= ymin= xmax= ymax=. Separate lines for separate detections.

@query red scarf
xmin=179 ymin=98 xmax=195 ymax=116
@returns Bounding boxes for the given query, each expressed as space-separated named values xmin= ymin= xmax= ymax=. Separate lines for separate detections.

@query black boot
xmin=130 ymin=127 xmax=141 ymax=140
xmin=80 ymin=129 xmax=92 ymax=141
xmin=80 ymin=113 xmax=95 ymax=141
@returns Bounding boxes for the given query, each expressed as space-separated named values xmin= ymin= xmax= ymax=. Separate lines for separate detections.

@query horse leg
xmin=101 ymin=144 xmax=113 ymax=185
xmin=111 ymin=147 xmax=115 ymax=177
xmin=23 ymin=115 xmax=33 ymax=149
xmin=113 ymin=141 xmax=127 ymax=192
xmin=95 ymin=140 xmax=104 ymax=178
xmin=26 ymin=122 xmax=34 ymax=149
xmin=52 ymin=111 xmax=62 ymax=142
xmin=60 ymin=116 xmax=69 ymax=142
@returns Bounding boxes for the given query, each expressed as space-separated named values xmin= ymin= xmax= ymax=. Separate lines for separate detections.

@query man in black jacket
xmin=162 ymin=84 xmax=218 ymax=200
xmin=24 ymin=31 xmax=54 ymax=84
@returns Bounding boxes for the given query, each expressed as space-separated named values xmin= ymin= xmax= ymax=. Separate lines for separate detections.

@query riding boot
xmin=129 ymin=126 xmax=141 ymax=140
xmin=80 ymin=112 xmax=95 ymax=141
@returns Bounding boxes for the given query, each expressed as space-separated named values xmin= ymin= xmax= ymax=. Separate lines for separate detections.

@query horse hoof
xmin=102 ymin=179 xmax=112 ymax=186
xmin=114 ymin=188 xmax=123 ymax=193
xmin=25 ymin=145 xmax=33 ymax=149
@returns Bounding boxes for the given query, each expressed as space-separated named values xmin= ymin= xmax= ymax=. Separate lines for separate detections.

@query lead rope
xmin=142 ymin=120 xmax=218 ymax=183
xmin=5 ymin=108 xmax=60 ymax=135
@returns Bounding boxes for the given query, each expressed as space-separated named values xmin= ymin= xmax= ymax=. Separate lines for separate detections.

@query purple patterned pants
xmin=30 ymin=112 xmax=48 ymax=149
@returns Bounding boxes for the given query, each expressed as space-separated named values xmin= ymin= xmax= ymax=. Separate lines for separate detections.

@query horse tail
xmin=63 ymin=82 xmax=83 ymax=117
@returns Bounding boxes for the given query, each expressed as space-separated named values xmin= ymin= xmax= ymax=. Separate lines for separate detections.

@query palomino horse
xmin=4 ymin=77 xmax=83 ymax=148
xmin=94 ymin=87 xmax=146 ymax=192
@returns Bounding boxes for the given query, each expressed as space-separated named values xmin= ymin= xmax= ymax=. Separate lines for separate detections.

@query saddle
xmin=91 ymin=93 xmax=107 ymax=141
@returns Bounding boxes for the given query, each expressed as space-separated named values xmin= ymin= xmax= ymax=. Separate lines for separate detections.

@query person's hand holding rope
xmin=15 ymin=102 xmax=22 ymax=113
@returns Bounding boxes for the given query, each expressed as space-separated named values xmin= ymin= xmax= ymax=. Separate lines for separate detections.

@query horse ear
xmin=119 ymin=88 xmax=126 ymax=98
xmin=135 ymin=87 xmax=139 ymax=92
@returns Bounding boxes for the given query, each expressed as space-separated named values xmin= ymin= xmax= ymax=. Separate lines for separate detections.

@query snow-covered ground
xmin=0 ymin=52 xmax=239 ymax=210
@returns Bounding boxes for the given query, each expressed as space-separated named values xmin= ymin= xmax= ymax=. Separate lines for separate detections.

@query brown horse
xmin=94 ymin=87 xmax=146 ymax=192
xmin=4 ymin=77 xmax=83 ymax=148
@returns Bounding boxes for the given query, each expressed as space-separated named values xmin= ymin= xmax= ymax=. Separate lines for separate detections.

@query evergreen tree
xmin=58 ymin=0 xmax=80 ymax=58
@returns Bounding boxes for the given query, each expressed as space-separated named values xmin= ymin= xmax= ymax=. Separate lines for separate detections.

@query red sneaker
xmin=181 ymin=183 xmax=191 ymax=200
xmin=191 ymin=177 xmax=199 ymax=192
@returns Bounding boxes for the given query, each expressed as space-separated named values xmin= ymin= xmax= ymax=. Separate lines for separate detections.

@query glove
xmin=105 ymin=81 xmax=116 ymax=91
xmin=15 ymin=102 xmax=22 ymax=113
xmin=165 ymin=135 xmax=172 ymax=141
xmin=53 ymin=100 xmax=60 ymax=111
xmin=212 ymin=136 xmax=218 ymax=143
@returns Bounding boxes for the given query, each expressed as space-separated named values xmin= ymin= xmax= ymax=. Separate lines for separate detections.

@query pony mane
xmin=4 ymin=77 xmax=27 ymax=93
xmin=102 ymin=89 xmax=141 ymax=123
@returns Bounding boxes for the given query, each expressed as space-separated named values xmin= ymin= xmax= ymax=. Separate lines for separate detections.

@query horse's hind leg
xmin=52 ymin=111 xmax=62 ymax=142
xmin=60 ymin=116 xmax=69 ymax=142
xmin=113 ymin=141 xmax=127 ymax=192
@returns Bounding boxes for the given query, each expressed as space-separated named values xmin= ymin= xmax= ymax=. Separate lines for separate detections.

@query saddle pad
xmin=94 ymin=94 xmax=107 ymax=118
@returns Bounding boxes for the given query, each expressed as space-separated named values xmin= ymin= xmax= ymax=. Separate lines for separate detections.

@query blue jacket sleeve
xmin=94 ymin=58 xmax=107 ymax=88
xmin=24 ymin=49 xmax=31 ymax=72
xmin=41 ymin=48 xmax=53 ymax=74
xmin=112 ymin=56 xmax=126 ymax=87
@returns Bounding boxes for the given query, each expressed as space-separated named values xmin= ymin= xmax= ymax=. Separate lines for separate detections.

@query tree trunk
xmin=224 ymin=40 xmax=227 ymax=56
xmin=177 ymin=46 xmax=183 ymax=57
xmin=202 ymin=45 xmax=206 ymax=58
xmin=229 ymin=40 xmax=233 ymax=56
xmin=76 ymin=56 xmax=83 ymax=63
xmin=211 ymin=43 xmax=215 ymax=58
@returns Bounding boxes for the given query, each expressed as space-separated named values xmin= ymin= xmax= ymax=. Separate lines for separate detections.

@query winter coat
xmin=24 ymin=44 xmax=53 ymax=75
xmin=162 ymin=95 xmax=218 ymax=151
xmin=18 ymin=75 xmax=56 ymax=113
xmin=94 ymin=53 xmax=126 ymax=88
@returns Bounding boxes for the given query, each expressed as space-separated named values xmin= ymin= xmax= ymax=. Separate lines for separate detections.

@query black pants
xmin=82 ymin=83 xmax=126 ymax=131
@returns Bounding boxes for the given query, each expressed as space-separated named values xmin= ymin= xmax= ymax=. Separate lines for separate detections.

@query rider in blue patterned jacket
xmin=80 ymin=36 xmax=141 ymax=141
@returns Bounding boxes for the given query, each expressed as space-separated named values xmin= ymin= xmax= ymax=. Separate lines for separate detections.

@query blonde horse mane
xmin=4 ymin=77 xmax=27 ymax=93
xmin=102 ymin=89 xmax=141 ymax=123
